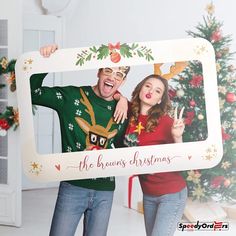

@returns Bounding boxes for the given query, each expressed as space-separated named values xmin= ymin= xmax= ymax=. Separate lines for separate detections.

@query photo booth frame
xmin=15 ymin=38 xmax=223 ymax=182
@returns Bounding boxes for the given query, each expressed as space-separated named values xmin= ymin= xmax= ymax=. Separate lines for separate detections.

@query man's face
xmin=95 ymin=67 xmax=126 ymax=101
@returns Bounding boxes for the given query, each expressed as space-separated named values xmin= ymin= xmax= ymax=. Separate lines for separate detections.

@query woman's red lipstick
xmin=145 ymin=93 xmax=151 ymax=99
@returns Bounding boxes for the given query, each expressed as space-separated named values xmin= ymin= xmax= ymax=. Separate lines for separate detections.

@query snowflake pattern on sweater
xmin=30 ymin=73 xmax=127 ymax=191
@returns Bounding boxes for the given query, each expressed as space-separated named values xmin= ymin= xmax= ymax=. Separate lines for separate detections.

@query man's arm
xmin=30 ymin=44 xmax=64 ymax=109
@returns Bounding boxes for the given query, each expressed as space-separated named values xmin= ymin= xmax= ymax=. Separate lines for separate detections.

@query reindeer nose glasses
xmin=89 ymin=131 xmax=108 ymax=148
xmin=102 ymin=68 xmax=125 ymax=81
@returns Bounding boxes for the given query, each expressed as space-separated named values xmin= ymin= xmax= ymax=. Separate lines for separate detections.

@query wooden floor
xmin=0 ymin=187 xmax=235 ymax=236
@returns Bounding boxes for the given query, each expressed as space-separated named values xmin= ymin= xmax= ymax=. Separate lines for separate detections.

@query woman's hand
xmin=113 ymin=95 xmax=128 ymax=124
xmin=171 ymin=106 xmax=185 ymax=143
xmin=39 ymin=44 xmax=58 ymax=57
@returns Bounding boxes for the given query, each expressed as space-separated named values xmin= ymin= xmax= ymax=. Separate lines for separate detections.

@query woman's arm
xmin=113 ymin=91 xmax=129 ymax=124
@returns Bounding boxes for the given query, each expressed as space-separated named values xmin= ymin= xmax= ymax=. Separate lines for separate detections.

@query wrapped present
xmin=184 ymin=198 xmax=227 ymax=221
xmin=137 ymin=201 xmax=144 ymax=214
xmin=123 ymin=175 xmax=143 ymax=213
xmin=221 ymin=204 xmax=236 ymax=219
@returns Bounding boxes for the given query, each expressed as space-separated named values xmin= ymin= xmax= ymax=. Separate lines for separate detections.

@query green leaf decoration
xmin=75 ymin=42 xmax=154 ymax=66
xmin=120 ymin=43 xmax=132 ymax=58
xmin=86 ymin=53 xmax=92 ymax=61
xmin=89 ymin=46 xmax=97 ymax=53
xmin=97 ymin=45 xmax=109 ymax=60
xmin=76 ymin=58 xmax=84 ymax=66
xmin=137 ymin=50 xmax=144 ymax=57
xmin=131 ymin=43 xmax=139 ymax=50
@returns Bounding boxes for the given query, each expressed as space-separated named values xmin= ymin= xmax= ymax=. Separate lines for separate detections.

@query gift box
xmin=221 ymin=204 xmax=236 ymax=219
xmin=123 ymin=175 xmax=143 ymax=213
xmin=184 ymin=198 xmax=227 ymax=221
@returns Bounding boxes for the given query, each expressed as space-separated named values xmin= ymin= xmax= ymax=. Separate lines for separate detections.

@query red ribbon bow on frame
xmin=108 ymin=42 xmax=120 ymax=51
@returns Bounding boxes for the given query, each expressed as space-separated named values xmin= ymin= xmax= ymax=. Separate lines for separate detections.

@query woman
xmin=124 ymin=74 xmax=187 ymax=236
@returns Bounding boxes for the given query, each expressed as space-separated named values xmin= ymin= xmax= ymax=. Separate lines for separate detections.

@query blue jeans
xmin=49 ymin=181 xmax=114 ymax=236
xmin=143 ymin=187 xmax=187 ymax=236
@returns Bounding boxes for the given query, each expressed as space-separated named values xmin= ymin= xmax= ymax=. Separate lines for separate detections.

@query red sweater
xmin=124 ymin=114 xmax=186 ymax=196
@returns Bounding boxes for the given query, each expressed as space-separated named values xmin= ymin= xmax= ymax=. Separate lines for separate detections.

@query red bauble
xmin=185 ymin=111 xmax=195 ymax=126
xmin=221 ymin=127 xmax=231 ymax=141
xmin=189 ymin=75 xmax=203 ymax=87
xmin=224 ymin=179 xmax=231 ymax=188
xmin=110 ymin=51 xmax=121 ymax=63
xmin=189 ymin=99 xmax=196 ymax=107
xmin=211 ymin=176 xmax=225 ymax=188
xmin=226 ymin=92 xmax=236 ymax=103
xmin=211 ymin=30 xmax=222 ymax=42
xmin=216 ymin=52 xmax=222 ymax=59
xmin=0 ymin=118 xmax=10 ymax=130
xmin=168 ymin=88 xmax=176 ymax=99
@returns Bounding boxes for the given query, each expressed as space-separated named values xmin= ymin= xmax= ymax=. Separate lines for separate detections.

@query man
xmin=31 ymin=44 xmax=130 ymax=236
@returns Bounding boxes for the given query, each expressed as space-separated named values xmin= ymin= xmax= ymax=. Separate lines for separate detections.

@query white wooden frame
xmin=15 ymin=38 xmax=223 ymax=182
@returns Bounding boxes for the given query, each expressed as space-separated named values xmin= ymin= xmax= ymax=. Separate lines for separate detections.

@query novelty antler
xmin=154 ymin=61 xmax=188 ymax=80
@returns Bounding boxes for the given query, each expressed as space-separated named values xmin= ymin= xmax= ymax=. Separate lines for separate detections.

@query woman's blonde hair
xmin=130 ymin=74 xmax=172 ymax=132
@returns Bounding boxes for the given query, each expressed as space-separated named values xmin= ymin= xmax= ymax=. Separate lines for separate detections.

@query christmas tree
xmin=171 ymin=2 xmax=236 ymax=202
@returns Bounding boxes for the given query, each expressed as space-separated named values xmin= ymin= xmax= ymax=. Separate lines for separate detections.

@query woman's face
xmin=139 ymin=77 xmax=165 ymax=108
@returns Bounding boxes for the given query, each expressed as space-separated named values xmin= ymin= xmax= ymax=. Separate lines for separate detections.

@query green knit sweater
xmin=30 ymin=73 xmax=127 ymax=191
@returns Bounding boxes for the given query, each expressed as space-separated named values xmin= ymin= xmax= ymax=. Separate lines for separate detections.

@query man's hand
xmin=39 ymin=44 xmax=58 ymax=57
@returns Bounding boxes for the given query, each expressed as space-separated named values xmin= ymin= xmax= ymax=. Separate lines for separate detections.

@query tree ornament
xmin=228 ymin=65 xmax=235 ymax=72
xmin=216 ymin=63 xmax=221 ymax=72
xmin=210 ymin=30 xmax=222 ymax=42
xmin=221 ymin=161 xmax=231 ymax=170
xmin=10 ymin=83 xmax=16 ymax=92
xmin=223 ymin=179 xmax=231 ymax=188
xmin=222 ymin=127 xmax=231 ymax=141
xmin=0 ymin=118 xmax=10 ymax=130
xmin=222 ymin=47 xmax=229 ymax=55
xmin=198 ymin=114 xmax=204 ymax=120
xmin=176 ymin=89 xmax=185 ymax=98
xmin=189 ymin=99 xmax=196 ymax=107
xmin=168 ymin=88 xmax=176 ymax=99
xmin=189 ymin=75 xmax=203 ymax=87
xmin=211 ymin=176 xmax=225 ymax=188
xmin=232 ymin=122 xmax=236 ymax=130
xmin=0 ymin=57 xmax=8 ymax=69
xmin=184 ymin=111 xmax=195 ymax=126
xmin=205 ymin=2 xmax=215 ymax=15
xmin=233 ymin=109 xmax=236 ymax=117
xmin=216 ymin=52 xmax=222 ymax=59
xmin=0 ymin=128 xmax=7 ymax=136
xmin=226 ymin=92 xmax=236 ymax=103
xmin=218 ymin=86 xmax=227 ymax=95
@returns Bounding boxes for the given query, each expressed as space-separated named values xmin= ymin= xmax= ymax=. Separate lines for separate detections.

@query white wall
xmin=65 ymin=0 xmax=236 ymax=49
xmin=22 ymin=0 xmax=236 ymax=98
xmin=60 ymin=0 xmax=236 ymax=98
xmin=23 ymin=0 xmax=44 ymax=14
